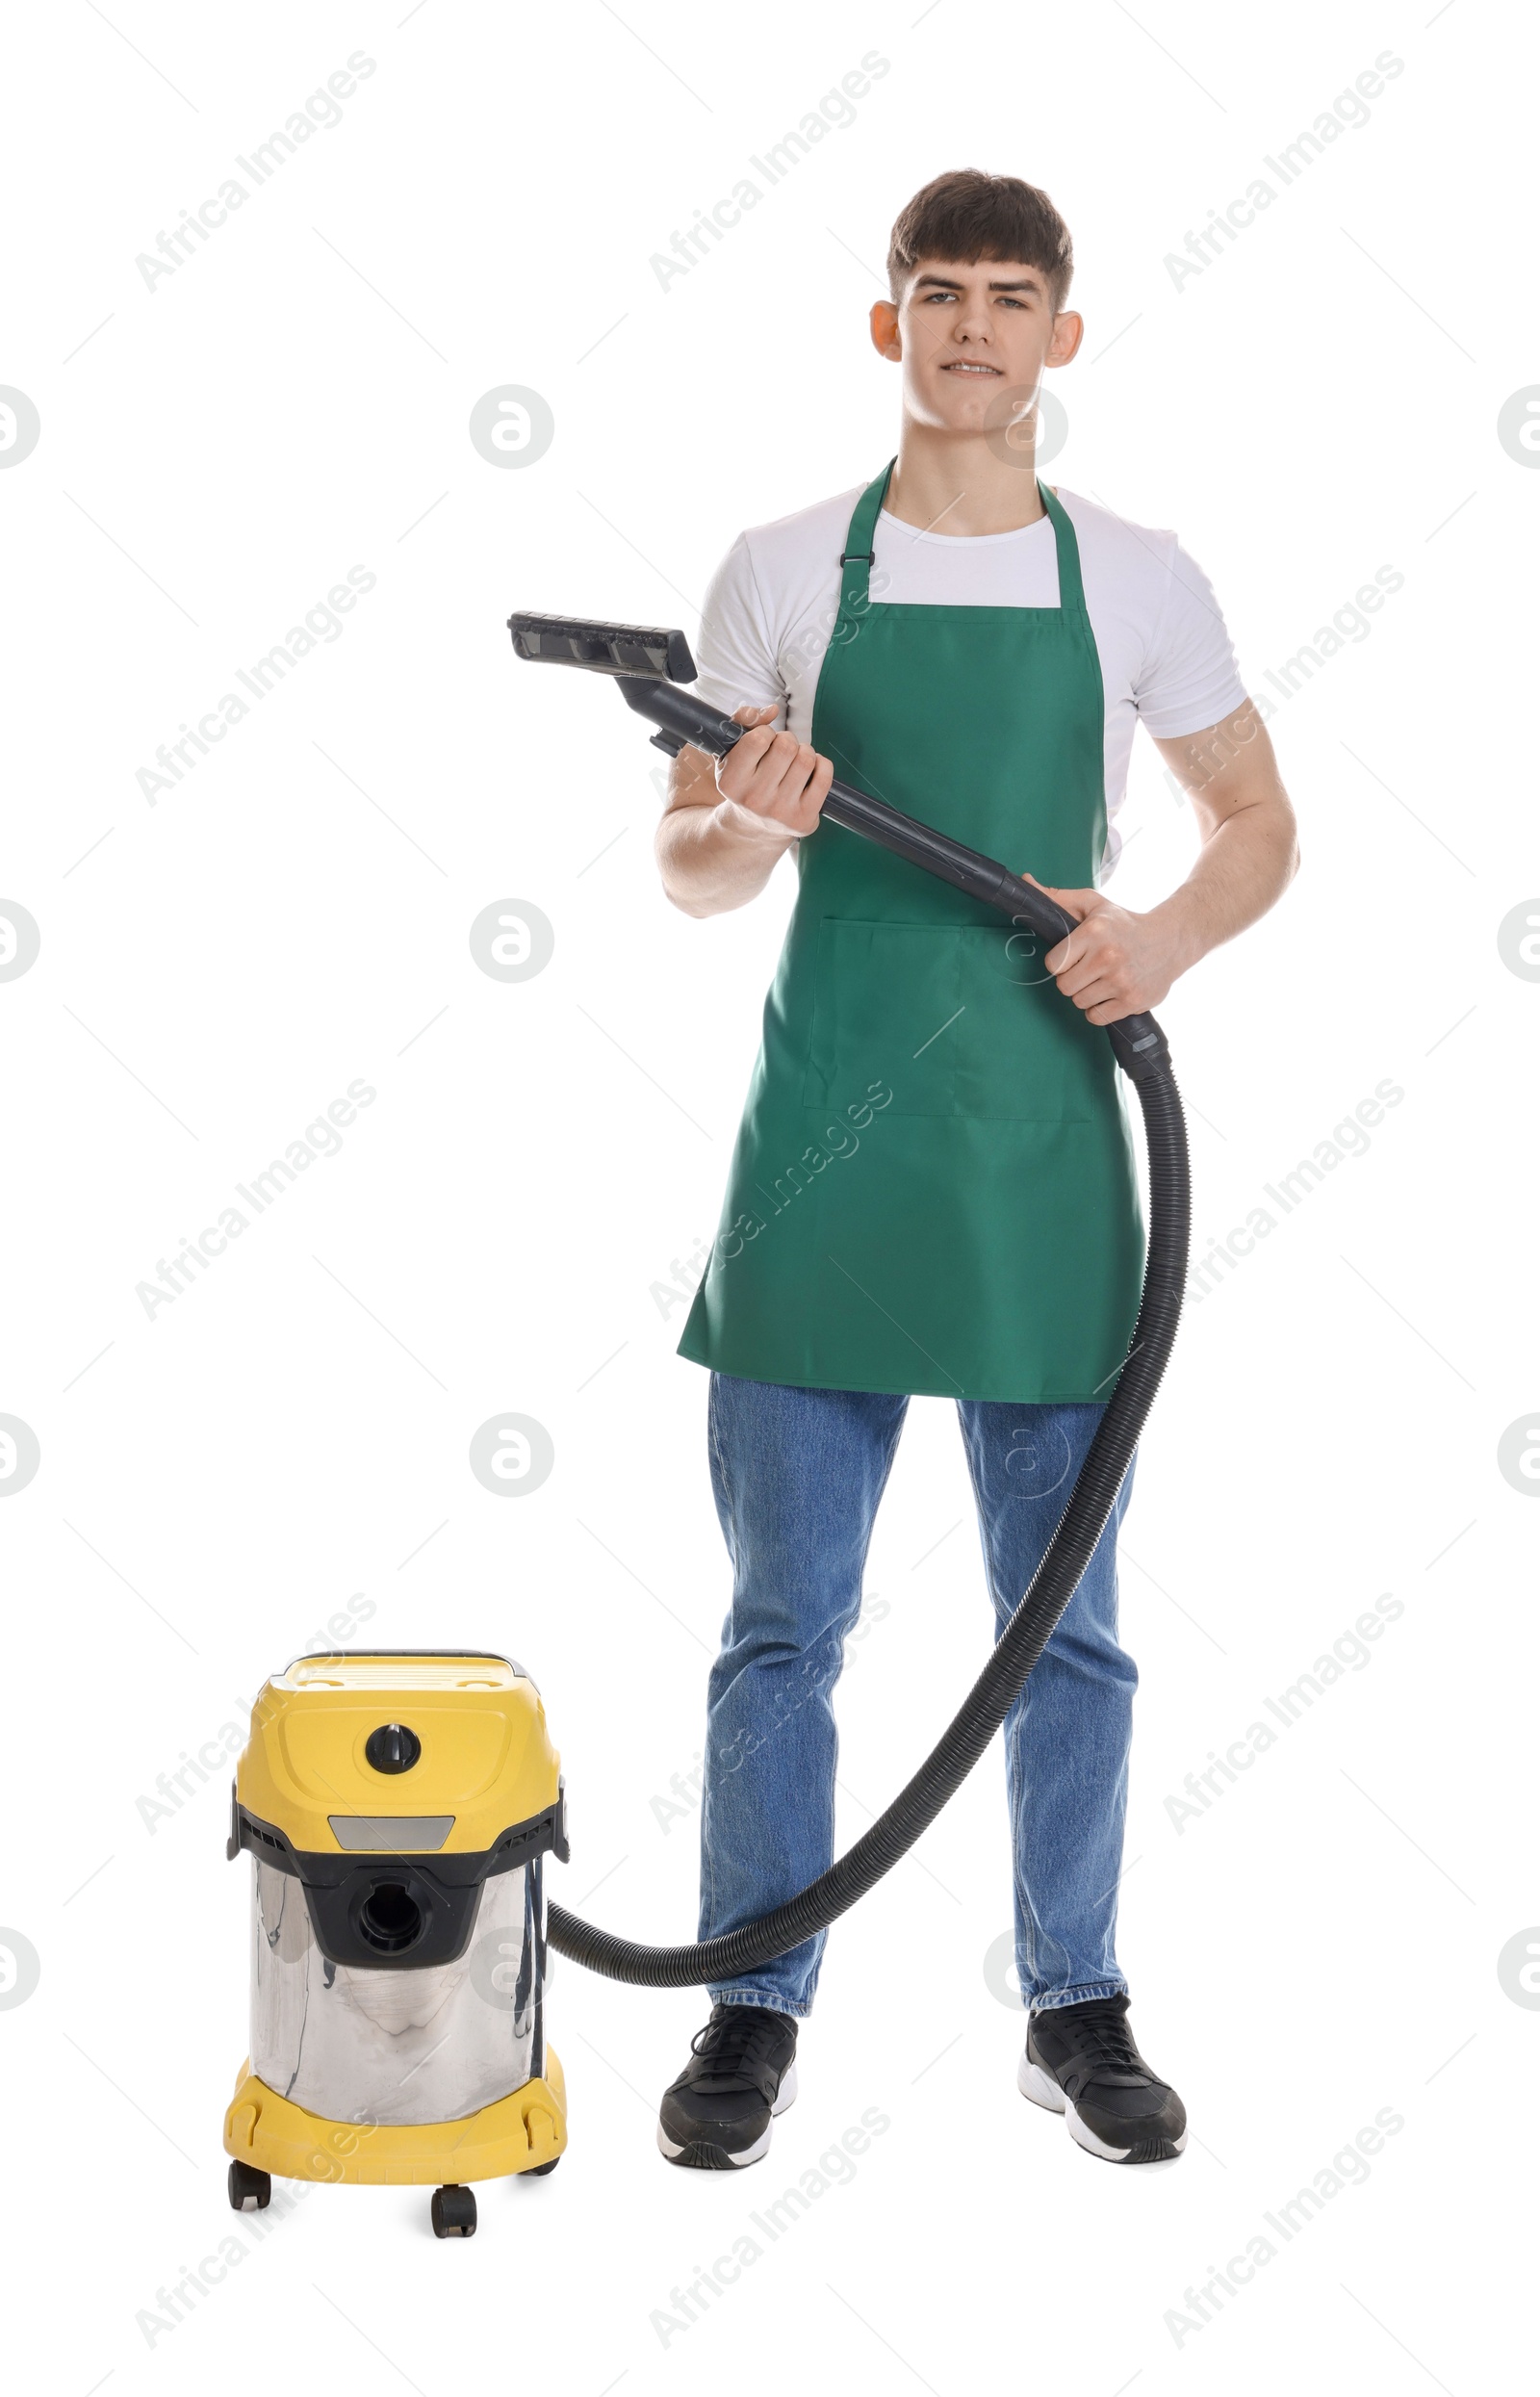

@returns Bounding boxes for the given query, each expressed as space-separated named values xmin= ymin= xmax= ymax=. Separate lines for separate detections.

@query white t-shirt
xmin=691 ymin=483 xmax=1248 ymax=839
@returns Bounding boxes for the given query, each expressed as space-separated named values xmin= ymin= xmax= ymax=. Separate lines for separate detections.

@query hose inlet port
xmin=357 ymin=1881 xmax=425 ymax=1955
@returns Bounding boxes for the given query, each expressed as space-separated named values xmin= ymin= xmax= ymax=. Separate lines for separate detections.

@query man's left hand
xmin=1023 ymin=878 xmax=1192 ymax=1026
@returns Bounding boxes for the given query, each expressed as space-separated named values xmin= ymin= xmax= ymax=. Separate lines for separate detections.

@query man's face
xmin=870 ymin=257 xmax=1083 ymax=437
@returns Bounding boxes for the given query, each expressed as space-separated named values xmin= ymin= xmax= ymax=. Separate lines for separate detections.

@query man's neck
xmin=884 ymin=420 xmax=1047 ymax=538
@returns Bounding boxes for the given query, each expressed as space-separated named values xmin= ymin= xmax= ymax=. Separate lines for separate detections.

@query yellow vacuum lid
xmin=235 ymin=1650 xmax=561 ymax=1855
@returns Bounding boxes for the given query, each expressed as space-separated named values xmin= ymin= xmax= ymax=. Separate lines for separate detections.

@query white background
xmin=2 ymin=1 xmax=1536 ymax=2389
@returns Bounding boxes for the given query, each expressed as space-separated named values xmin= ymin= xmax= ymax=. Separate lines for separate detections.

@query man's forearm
xmin=1036 ymin=764 xmax=1299 ymax=1025
xmin=656 ymin=797 xmax=800 ymax=917
xmin=1149 ymin=798 xmax=1299 ymax=975
xmin=656 ymin=709 xmax=833 ymax=916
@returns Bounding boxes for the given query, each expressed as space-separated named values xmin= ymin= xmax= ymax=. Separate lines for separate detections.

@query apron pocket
xmin=800 ymin=917 xmax=1109 ymax=1123
xmin=801 ymin=918 xmax=962 ymax=1119
xmin=950 ymin=923 xmax=1103 ymax=1122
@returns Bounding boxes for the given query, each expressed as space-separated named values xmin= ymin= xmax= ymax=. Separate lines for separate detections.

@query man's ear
xmin=870 ymin=298 xmax=902 ymax=361
xmin=1047 ymin=311 xmax=1085 ymax=367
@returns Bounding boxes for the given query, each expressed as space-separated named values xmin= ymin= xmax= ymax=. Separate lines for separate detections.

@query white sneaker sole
xmin=657 ymin=2059 xmax=799 ymax=2166
xmin=1017 ymin=2054 xmax=1188 ymax=2165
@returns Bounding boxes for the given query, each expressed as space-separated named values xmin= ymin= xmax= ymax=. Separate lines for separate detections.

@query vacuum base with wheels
xmin=222 ymin=2049 xmax=566 ymax=2235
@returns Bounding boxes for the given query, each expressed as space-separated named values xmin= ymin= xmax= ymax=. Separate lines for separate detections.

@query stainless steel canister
xmin=249 ymin=1852 xmax=546 ymax=2126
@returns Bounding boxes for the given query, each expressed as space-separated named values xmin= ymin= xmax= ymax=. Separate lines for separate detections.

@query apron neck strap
xmin=836 ymin=461 xmax=1088 ymax=619
xmin=1038 ymin=479 xmax=1087 ymax=614
xmin=834 ymin=460 xmax=894 ymax=620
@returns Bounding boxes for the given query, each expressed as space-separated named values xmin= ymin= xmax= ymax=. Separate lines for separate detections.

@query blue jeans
xmin=700 ymin=1373 xmax=1138 ymax=2019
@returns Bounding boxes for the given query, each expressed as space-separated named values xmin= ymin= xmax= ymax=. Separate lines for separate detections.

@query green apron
xmin=678 ymin=462 xmax=1144 ymax=1403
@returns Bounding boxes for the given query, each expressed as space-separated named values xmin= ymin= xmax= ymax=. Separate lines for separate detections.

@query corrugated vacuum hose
xmin=506 ymin=609 xmax=1193 ymax=1988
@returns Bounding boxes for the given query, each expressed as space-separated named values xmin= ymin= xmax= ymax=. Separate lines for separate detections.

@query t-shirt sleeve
xmin=690 ymin=532 xmax=788 ymax=727
xmin=1134 ymin=536 xmax=1249 ymax=737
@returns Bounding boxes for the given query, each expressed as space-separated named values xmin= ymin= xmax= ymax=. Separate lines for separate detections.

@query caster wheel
xmin=430 ymin=2184 xmax=477 ymax=2238
xmin=228 ymin=2161 xmax=271 ymax=2212
xmin=527 ymin=2155 xmax=560 ymax=2177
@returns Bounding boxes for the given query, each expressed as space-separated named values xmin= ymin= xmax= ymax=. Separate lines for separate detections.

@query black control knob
xmin=365 ymin=1722 xmax=422 ymax=1774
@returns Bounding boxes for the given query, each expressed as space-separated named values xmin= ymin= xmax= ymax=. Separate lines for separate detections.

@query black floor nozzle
xmin=507 ymin=610 xmax=698 ymax=683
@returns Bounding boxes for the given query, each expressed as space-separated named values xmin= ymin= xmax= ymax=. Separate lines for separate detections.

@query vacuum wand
xmin=508 ymin=610 xmax=1168 ymax=1083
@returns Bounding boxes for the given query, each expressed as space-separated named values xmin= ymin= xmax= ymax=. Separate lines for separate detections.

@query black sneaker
xmin=657 ymin=2002 xmax=799 ymax=2170
xmin=1018 ymin=1993 xmax=1187 ymax=2164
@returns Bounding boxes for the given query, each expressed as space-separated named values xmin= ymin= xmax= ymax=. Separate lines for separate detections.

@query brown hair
xmin=886 ymin=169 xmax=1074 ymax=311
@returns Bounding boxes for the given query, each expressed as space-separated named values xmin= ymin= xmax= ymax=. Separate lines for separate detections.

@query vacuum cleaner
xmin=223 ymin=1651 xmax=568 ymax=2235
xmin=221 ymin=609 xmax=1190 ymax=2235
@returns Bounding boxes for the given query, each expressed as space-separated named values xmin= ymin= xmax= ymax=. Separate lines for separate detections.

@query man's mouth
xmin=940 ymin=360 xmax=1003 ymax=375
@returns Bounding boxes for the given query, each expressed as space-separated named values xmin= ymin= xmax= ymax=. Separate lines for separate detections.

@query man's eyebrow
xmin=911 ymin=271 xmax=1046 ymax=294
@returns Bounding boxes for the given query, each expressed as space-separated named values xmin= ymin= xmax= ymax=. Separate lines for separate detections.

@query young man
xmin=653 ymin=169 xmax=1297 ymax=2171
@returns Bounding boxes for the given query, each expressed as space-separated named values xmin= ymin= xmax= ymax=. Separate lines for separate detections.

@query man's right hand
xmin=655 ymin=703 xmax=834 ymax=917
xmin=715 ymin=705 xmax=834 ymax=837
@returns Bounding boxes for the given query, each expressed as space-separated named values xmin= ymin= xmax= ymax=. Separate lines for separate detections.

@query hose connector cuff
xmin=1106 ymin=1012 xmax=1170 ymax=1081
